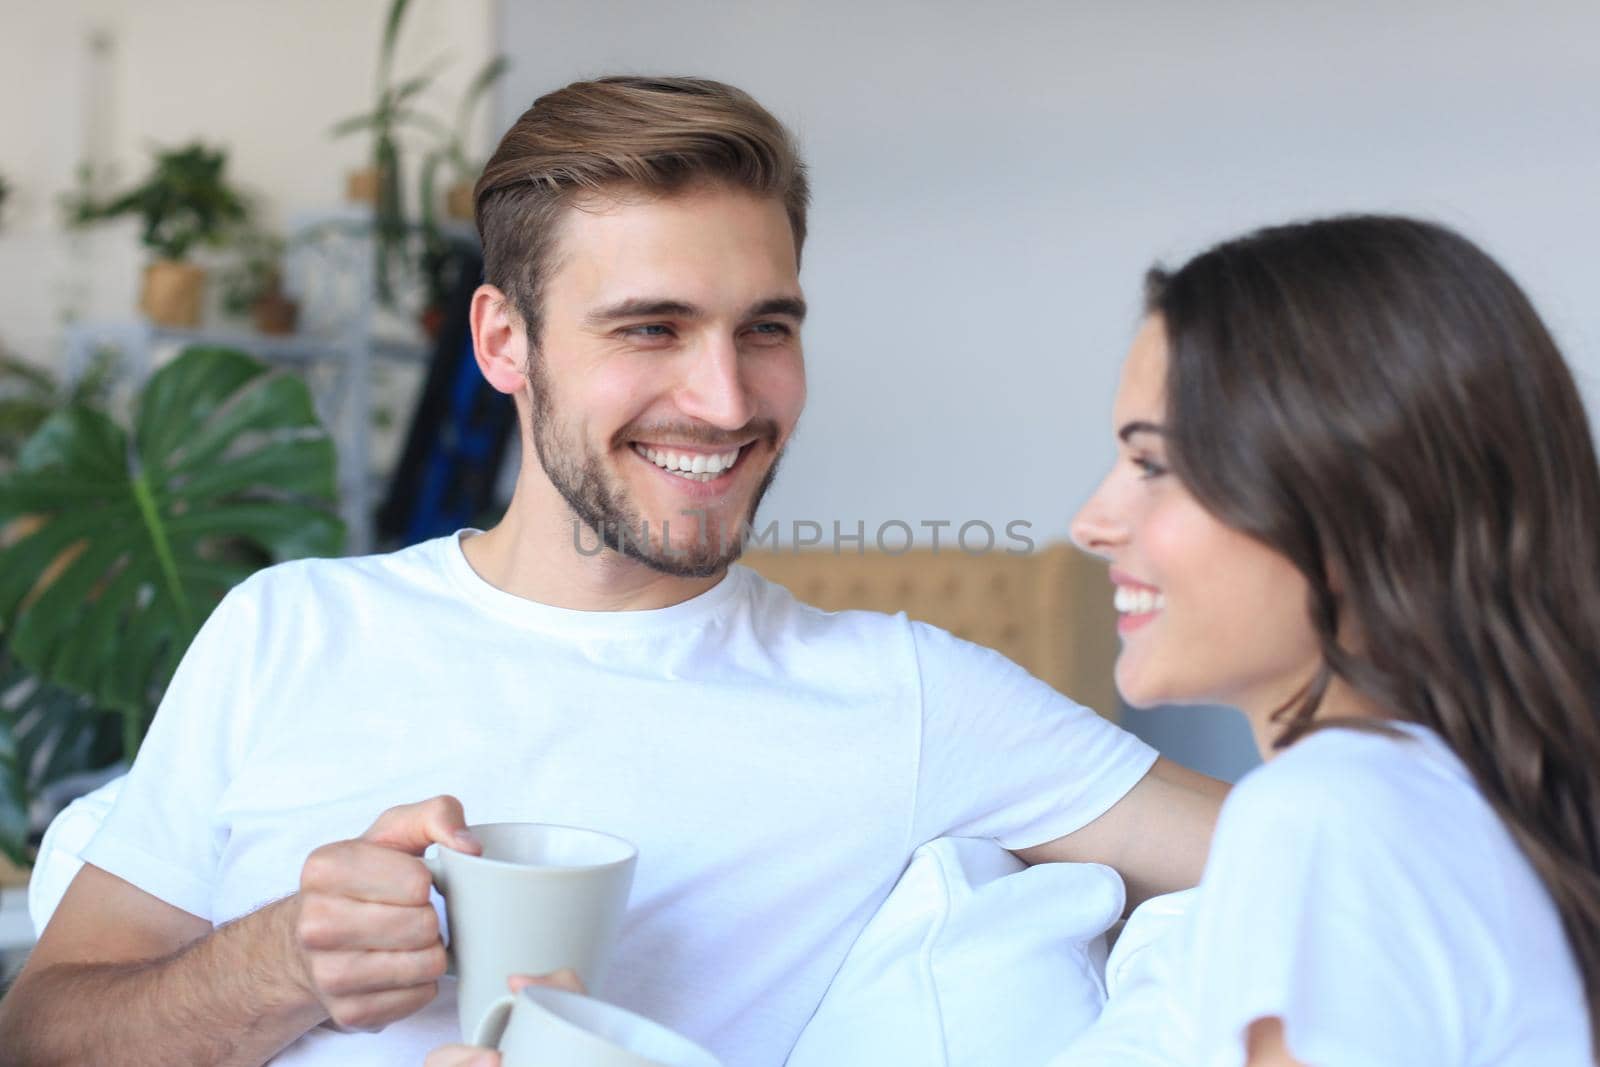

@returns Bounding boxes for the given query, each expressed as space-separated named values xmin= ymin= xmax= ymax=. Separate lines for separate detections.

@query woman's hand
xmin=423 ymin=1046 xmax=498 ymax=1067
xmin=422 ymin=971 xmax=587 ymax=1067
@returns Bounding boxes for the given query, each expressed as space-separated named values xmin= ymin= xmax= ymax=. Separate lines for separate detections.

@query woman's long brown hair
xmin=1148 ymin=215 xmax=1600 ymax=1050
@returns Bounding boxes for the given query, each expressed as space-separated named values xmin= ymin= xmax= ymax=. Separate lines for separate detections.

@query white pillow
xmin=1047 ymin=887 xmax=1199 ymax=1066
xmin=787 ymin=837 xmax=1125 ymax=1067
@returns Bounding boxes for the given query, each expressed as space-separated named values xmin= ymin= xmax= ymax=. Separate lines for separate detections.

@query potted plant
xmin=410 ymin=55 xmax=507 ymax=335
xmin=219 ymin=227 xmax=298 ymax=335
xmin=70 ymin=143 xmax=250 ymax=328
xmin=0 ymin=346 xmax=344 ymax=866
xmin=332 ymin=0 xmax=445 ymax=306
xmin=421 ymin=55 xmax=509 ymax=222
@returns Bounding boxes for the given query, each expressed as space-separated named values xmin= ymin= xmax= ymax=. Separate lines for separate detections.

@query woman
xmin=1068 ymin=215 xmax=1599 ymax=1063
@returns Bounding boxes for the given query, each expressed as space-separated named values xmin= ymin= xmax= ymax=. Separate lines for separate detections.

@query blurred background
xmin=0 ymin=0 xmax=1595 ymax=827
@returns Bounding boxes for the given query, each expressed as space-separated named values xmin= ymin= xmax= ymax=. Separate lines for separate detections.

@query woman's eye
xmin=1133 ymin=455 xmax=1168 ymax=479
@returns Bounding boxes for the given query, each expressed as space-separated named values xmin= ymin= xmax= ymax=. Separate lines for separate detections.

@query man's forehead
xmin=544 ymin=184 xmax=802 ymax=309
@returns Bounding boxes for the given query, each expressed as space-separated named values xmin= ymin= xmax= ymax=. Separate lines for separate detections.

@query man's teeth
xmin=1114 ymin=587 xmax=1166 ymax=616
xmin=636 ymin=444 xmax=743 ymax=482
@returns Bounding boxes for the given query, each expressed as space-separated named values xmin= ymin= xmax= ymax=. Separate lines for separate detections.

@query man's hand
xmin=292 ymin=795 xmax=482 ymax=1032
xmin=423 ymin=971 xmax=587 ymax=1067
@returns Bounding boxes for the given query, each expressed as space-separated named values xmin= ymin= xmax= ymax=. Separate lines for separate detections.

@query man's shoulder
xmin=225 ymin=536 xmax=453 ymax=619
xmin=733 ymin=566 xmax=1047 ymax=702
xmin=734 ymin=563 xmax=919 ymax=637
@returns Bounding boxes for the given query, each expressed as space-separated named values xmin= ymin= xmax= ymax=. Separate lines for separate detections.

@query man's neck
xmin=461 ymin=468 xmax=725 ymax=613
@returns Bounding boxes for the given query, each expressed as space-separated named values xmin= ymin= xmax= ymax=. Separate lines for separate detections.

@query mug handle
xmin=472 ymin=993 xmax=518 ymax=1049
xmin=421 ymin=849 xmax=456 ymax=973
xmin=422 ymin=848 xmax=446 ymax=889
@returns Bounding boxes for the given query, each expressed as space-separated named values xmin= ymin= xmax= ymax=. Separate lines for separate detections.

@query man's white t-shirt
xmin=82 ymin=532 xmax=1158 ymax=1066
xmin=1069 ymin=721 xmax=1590 ymax=1065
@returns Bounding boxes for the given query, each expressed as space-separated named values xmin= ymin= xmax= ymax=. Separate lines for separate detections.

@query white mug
xmin=475 ymin=985 xmax=722 ymax=1067
xmin=424 ymin=822 xmax=637 ymax=1041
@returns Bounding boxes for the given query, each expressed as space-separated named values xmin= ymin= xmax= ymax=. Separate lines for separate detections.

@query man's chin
xmin=618 ymin=534 xmax=743 ymax=579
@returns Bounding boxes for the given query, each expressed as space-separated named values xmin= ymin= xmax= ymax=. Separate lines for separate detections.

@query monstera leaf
xmin=0 ymin=346 xmax=344 ymax=765
xmin=0 ymin=643 xmax=117 ymax=866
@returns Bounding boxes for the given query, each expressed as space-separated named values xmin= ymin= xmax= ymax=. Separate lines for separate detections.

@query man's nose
xmin=675 ymin=335 xmax=755 ymax=430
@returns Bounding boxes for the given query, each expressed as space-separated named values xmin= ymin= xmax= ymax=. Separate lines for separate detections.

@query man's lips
xmin=629 ymin=441 xmax=754 ymax=491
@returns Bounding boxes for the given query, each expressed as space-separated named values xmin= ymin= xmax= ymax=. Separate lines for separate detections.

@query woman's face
xmin=1071 ymin=316 xmax=1323 ymax=724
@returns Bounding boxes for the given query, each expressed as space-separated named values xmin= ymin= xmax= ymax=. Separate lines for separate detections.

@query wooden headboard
xmin=740 ymin=543 xmax=1121 ymax=720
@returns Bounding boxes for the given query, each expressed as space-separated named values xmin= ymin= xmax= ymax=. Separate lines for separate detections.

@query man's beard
xmin=527 ymin=357 xmax=783 ymax=578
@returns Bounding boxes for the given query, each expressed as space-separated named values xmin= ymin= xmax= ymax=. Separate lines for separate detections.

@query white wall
xmin=0 ymin=0 xmax=495 ymax=365
xmin=496 ymin=0 xmax=1599 ymax=778
xmin=497 ymin=0 xmax=1599 ymax=547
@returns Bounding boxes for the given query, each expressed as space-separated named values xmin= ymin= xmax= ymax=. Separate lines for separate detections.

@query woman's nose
xmin=1070 ymin=477 xmax=1126 ymax=558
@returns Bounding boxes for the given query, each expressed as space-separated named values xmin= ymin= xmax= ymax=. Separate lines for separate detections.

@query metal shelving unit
xmin=60 ymin=211 xmax=440 ymax=554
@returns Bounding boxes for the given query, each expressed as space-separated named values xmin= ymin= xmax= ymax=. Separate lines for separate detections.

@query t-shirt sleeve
xmin=78 ymin=577 xmax=264 ymax=921
xmin=908 ymin=620 xmax=1158 ymax=851
xmin=1182 ymin=762 xmax=1469 ymax=1066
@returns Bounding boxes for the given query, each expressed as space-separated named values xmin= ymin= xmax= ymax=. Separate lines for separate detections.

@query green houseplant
xmin=218 ymin=227 xmax=299 ymax=335
xmin=0 ymin=347 xmax=117 ymax=465
xmin=0 ymin=346 xmax=344 ymax=864
xmin=422 ymin=54 xmax=509 ymax=223
xmin=0 ymin=348 xmax=119 ymax=867
xmin=70 ymin=143 xmax=251 ymax=327
xmin=415 ymin=54 xmax=508 ymax=333
xmin=332 ymin=0 xmax=445 ymax=306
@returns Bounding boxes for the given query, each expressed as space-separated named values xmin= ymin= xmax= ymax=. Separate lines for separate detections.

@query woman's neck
xmin=1247 ymin=672 xmax=1391 ymax=760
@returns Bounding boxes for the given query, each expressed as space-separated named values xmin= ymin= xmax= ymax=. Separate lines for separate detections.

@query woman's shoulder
xmin=1215 ymin=721 xmax=1486 ymax=857
xmin=1192 ymin=723 xmax=1589 ymax=1061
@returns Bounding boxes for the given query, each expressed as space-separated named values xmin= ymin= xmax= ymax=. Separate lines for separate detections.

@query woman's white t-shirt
xmin=1075 ymin=721 xmax=1591 ymax=1065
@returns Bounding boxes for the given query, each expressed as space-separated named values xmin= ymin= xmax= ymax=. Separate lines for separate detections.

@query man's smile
xmin=630 ymin=442 xmax=750 ymax=483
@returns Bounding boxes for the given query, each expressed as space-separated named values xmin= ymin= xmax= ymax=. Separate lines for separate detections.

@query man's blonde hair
xmin=475 ymin=75 xmax=810 ymax=345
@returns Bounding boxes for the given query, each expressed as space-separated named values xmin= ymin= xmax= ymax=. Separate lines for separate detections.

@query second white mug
xmin=474 ymin=985 xmax=722 ymax=1067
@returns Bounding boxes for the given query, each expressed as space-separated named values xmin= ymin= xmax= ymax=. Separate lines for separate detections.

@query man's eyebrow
xmin=582 ymin=296 xmax=808 ymax=329
xmin=1118 ymin=420 xmax=1166 ymax=442
xmin=749 ymin=296 xmax=807 ymax=322
xmin=584 ymin=299 xmax=702 ymax=328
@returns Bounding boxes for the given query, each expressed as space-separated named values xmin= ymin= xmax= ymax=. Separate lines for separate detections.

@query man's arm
xmin=1012 ymin=756 xmax=1227 ymax=908
xmin=0 ymin=864 xmax=322 ymax=1066
xmin=0 ymin=796 xmax=476 ymax=1067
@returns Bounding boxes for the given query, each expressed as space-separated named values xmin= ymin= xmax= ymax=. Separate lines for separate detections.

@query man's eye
xmin=747 ymin=322 xmax=793 ymax=342
xmin=621 ymin=324 xmax=673 ymax=339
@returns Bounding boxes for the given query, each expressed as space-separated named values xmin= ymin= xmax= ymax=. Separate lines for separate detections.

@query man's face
xmin=526 ymin=184 xmax=807 ymax=577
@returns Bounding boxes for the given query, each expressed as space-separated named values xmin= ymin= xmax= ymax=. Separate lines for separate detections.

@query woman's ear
xmin=1323 ymin=561 xmax=1369 ymax=655
xmin=470 ymin=284 xmax=530 ymax=395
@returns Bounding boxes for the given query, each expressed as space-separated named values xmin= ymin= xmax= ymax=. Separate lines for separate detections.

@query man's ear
xmin=470 ymin=284 xmax=530 ymax=395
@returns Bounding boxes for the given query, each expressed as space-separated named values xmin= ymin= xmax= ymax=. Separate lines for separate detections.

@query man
xmin=0 ymin=77 xmax=1223 ymax=1066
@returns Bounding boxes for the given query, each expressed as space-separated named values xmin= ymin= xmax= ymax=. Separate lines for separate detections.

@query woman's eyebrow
xmin=1118 ymin=420 xmax=1166 ymax=442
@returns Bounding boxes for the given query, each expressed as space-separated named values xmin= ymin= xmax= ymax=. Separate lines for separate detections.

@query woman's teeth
xmin=1114 ymin=587 xmax=1165 ymax=616
xmin=636 ymin=444 xmax=742 ymax=482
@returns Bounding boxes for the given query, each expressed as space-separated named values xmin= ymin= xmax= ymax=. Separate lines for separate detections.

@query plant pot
xmin=419 ymin=303 xmax=446 ymax=340
xmin=0 ymin=852 xmax=29 ymax=887
xmin=139 ymin=259 xmax=206 ymax=328
xmin=346 ymin=166 xmax=380 ymax=204
xmin=251 ymin=291 xmax=299 ymax=335
xmin=446 ymin=180 xmax=476 ymax=221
